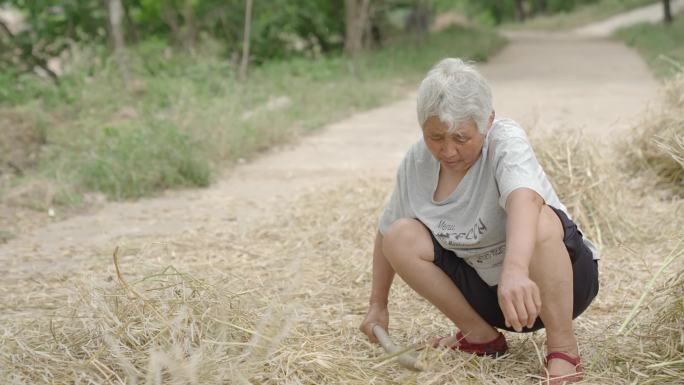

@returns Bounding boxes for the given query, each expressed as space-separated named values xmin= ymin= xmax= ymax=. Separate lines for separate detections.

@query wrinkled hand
xmin=498 ymin=270 xmax=542 ymax=332
xmin=359 ymin=303 xmax=389 ymax=343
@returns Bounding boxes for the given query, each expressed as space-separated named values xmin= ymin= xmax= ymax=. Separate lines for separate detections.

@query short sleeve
xmin=493 ymin=136 xmax=547 ymax=209
xmin=378 ymin=155 xmax=414 ymax=234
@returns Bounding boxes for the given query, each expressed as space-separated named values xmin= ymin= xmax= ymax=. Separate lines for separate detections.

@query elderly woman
xmin=359 ymin=58 xmax=599 ymax=383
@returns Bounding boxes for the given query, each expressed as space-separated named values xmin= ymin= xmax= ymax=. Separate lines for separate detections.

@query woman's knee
xmin=382 ymin=218 xmax=433 ymax=263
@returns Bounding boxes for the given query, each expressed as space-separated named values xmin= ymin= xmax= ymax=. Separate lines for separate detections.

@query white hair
xmin=416 ymin=58 xmax=493 ymax=134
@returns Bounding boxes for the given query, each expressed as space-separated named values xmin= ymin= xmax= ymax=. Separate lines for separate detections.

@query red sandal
xmin=432 ymin=330 xmax=508 ymax=358
xmin=544 ymin=352 xmax=583 ymax=384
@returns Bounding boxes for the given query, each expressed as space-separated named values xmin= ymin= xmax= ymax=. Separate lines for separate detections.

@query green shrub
xmin=80 ymin=121 xmax=210 ymax=199
xmin=615 ymin=10 xmax=684 ymax=78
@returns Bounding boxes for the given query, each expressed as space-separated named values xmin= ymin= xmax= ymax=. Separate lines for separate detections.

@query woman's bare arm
xmin=498 ymin=188 xmax=544 ymax=331
xmin=369 ymin=231 xmax=395 ymax=305
xmin=360 ymin=231 xmax=395 ymax=342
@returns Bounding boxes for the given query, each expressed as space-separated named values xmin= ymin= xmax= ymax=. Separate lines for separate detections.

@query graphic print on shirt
xmin=434 ymin=218 xmax=488 ymax=247
xmin=470 ymin=244 xmax=506 ymax=268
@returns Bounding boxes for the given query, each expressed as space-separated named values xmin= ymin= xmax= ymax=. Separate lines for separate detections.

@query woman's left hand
xmin=497 ymin=269 xmax=542 ymax=332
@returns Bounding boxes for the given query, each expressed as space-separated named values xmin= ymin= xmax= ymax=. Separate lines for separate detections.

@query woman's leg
xmin=382 ymin=218 xmax=499 ymax=343
xmin=528 ymin=206 xmax=579 ymax=376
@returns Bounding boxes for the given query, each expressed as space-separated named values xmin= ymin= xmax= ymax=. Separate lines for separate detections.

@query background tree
xmin=2 ymin=0 xmax=631 ymax=84
xmin=238 ymin=0 xmax=252 ymax=81
xmin=405 ymin=0 xmax=431 ymax=41
xmin=537 ymin=0 xmax=547 ymax=14
xmin=663 ymin=0 xmax=673 ymax=23
xmin=515 ymin=0 xmax=526 ymax=22
xmin=107 ymin=0 xmax=131 ymax=88
xmin=345 ymin=0 xmax=370 ymax=57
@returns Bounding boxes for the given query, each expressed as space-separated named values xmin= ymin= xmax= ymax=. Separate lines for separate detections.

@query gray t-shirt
xmin=378 ymin=118 xmax=599 ymax=286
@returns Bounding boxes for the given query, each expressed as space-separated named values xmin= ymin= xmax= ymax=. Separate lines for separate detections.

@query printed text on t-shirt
xmin=435 ymin=218 xmax=487 ymax=246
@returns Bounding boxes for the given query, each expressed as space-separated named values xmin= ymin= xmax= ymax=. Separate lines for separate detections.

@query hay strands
xmin=618 ymin=238 xmax=684 ymax=334
xmin=371 ymin=324 xmax=423 ymax=371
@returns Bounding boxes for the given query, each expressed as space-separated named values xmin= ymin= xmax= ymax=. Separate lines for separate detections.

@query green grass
xmin=79 ymin=122 xmax=211 ymax=198
xmin=0 ymin=26 xmax=506 ymax=201
xmin=614 ymin=10 xmax=684 ymax=78
xmin=503 ymin=0 xmax=657 ymax=31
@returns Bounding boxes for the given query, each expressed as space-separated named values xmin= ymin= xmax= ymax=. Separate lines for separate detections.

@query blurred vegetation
xmin=503 ymin=0 xmax=658 ymax=30
xmin=2 ymin=0 xmax=656 ymax=93
xmin=0 ymin=21 xmax=505 ymax=201
xmin=615 ymin=9 xmax=684 ymax=77
xmin=0 ymin=0 xmax=350 ymax=86
xmin=0 ymin=0 xmax=668 ymax=204
xmin=448 ymin=0 xmax=660 ymax=27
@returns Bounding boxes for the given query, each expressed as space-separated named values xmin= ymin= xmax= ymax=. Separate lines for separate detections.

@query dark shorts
xmin=430 ymin=206 xmax=599 ymax=333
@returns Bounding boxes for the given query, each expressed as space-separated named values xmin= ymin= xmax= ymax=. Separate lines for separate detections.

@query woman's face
xmin=422 ymin=116 xmax=486 ymax=173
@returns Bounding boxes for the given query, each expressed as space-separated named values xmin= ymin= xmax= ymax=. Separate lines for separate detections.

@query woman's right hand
xmin=359 ymin=302 xmax=389 ymax=343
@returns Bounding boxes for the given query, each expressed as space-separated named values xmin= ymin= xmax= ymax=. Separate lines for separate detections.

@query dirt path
xmin=0 ymin=6 xmax=664 ymax=278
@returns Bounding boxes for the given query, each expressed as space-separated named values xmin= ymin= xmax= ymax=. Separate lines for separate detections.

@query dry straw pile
xmin=623 ymin=72 xmax=684 ymax=196
xmin=1 ymin=79 xmax=683 ymax=384
xmin=531 ymin=131 xmax=621 ymax=247
xmin=0 ymin=175 xmax=590 ymax=384
xmin=596 ymin=71 xmax=684 ymax=385
xmin=610 ymin=250 xmax=684 ymax=385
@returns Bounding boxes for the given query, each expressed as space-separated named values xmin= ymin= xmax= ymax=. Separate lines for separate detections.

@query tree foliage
xmin=0 ymin=0 xmax=655 ymax=83
xmin=0 ymin=0 xmax=349 ymax=77
xmin=464 ymin=0 xmax=609 ymax=25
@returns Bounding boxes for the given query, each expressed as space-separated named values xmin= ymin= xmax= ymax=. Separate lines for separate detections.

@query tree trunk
xmin=406 ymin=1 xmax=430 ymax=42
xmin=162 ymin=4 xmax=182 ymax=46
xmin=344 ymin=0 xmax=359 ymax=56
xmin=663 ymin=0 xmax=673 ymax=24
xmin=123 ymin=0 xmax=139 ymax=43
xmin=239 ymin=0 xmax=253 ymax=81
xmin=182 ymin=0 xmax=197 ymax=52
xmin=107 ymin=0 xmax=131 ymax=89
xmin=515 ymin=0 xmax=526 ymax=22
xmin=537 ymin=0 xmax=547 ymax=15
xmin=344 ymin=0 xmax=370 ymax=57
xmin=362 ymin=4 xmax=373 ymax=50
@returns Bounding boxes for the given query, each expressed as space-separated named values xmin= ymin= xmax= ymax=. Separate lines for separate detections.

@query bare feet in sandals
xmin=431 ymin=330 xmax=508 ymax=357
xmin=545 ymin=351 xmax=583 ymax=384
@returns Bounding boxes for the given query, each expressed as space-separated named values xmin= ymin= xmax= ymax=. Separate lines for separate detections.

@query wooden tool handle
xmin=371 ymin=324 xmax=422 ymax=371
